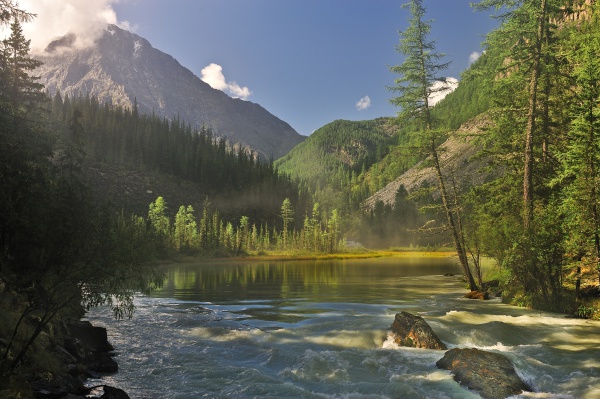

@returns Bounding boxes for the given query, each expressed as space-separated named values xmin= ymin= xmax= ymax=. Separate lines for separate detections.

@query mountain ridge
xmin=35 ymin=24 xmax=304 ymax=160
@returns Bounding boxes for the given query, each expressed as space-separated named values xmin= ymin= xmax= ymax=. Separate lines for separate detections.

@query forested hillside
xmin=275 ymin=49 xmax=496 ymax=246
xmin=377 ymin=0 xmax=600 ymax=315
xmin=47 ymin=93 xmax=306 ymax=224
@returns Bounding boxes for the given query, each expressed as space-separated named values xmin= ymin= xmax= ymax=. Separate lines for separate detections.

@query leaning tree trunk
xmin=430 ymin=139 xmax=478 ymax=291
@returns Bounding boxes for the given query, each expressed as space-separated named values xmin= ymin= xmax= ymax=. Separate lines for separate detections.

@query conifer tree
xmin=389 ymin=0 xmax=478 ymax=290
xmin=560 ymin=5 xmax=600 ymax=284
xmin=0 ymin=18 xmax=44 ymax=108
xmin=280 ymin=198 xmax=294 ymax=250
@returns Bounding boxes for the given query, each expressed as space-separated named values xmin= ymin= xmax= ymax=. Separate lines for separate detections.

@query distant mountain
xmin=35 ymin=24 xmax=304 ymax=160
xmin=275 ymin=118 xmax=396 ymax=183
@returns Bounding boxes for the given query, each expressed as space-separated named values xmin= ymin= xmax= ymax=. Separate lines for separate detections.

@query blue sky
xmin=22 ymin=0 xmax=500 ymax=136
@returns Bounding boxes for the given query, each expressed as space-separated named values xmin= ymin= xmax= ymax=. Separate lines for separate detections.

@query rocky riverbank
xmin=32 ymin=320 xmax=130 ymax=399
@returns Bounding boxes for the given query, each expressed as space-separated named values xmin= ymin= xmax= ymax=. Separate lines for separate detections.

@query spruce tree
xmin=389 ymin=0 xmax=478 ymax=290
xmin=0 ymin=18 xmax=44 ymax=108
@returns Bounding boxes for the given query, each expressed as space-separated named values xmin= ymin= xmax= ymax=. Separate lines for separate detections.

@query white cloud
xmin=428 ymin=77 xmax=459 ymax=106
xmin=14 ymin=0 xmax=131 ymax=54
xmin=356 ymin=95 xmax=371 ymax=111
xmin=469 ymin=51 xmax=482 ymax=64
xmin=201 ymin=63 xmax=252 ymax=100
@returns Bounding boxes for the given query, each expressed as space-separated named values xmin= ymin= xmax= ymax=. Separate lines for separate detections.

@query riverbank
xmin=0 ymin=282 xmax=131 ymax=398
xmin=161 ymin=248 xmax=459 ymax=264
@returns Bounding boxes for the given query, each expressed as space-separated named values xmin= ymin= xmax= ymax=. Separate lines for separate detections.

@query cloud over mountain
xmin=18 ymin=0 xmax=130 ymax=53
xmin=429 ymin=78 xmax=459 ymax=106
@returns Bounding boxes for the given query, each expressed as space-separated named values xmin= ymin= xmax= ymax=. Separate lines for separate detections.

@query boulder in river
xmin=436 ymin=348 xmax=532 ymax=399
xmin=464 ymin=290 xmax=490 ymax=300
xmin=390 ymin=311 xmax=447 ymax=350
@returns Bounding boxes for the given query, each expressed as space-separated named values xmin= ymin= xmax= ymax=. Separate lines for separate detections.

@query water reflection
xmin=154 ymin=257 xmax=462 ymax=303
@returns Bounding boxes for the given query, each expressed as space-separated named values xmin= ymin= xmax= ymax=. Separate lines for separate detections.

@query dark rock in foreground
xmin=436 ymin=348 xmax=532 ymax=399
xmin=390 ymin=311 xmax=447 ymax=350
xmin=101 ymin=385 xmax=131 ymax=399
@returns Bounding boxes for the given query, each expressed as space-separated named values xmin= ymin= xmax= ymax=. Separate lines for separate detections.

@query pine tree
xmin=560 ymin=5 xmax=600 ymax=284
xmin=0 ymin=18 xmax=44 ymax=108
xmin=389 ymin=0 xmax=478 ymax=290
xmin=280 ymin=198 xmax=294 ymax=250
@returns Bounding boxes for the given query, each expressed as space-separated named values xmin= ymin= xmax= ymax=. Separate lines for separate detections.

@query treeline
xmin=147 ymin=196 xmax=342 ymax=256
xmin=47 ymin=93 xmax=280 ymax=194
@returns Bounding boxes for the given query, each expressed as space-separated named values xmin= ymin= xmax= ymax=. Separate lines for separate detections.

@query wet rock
xmin=464 ymin=290 xmax=490 ymax=300
xmin=87 ymin=352 xmax=118 ymax=374
xmin=390 ymin=312 xmax=447 ymax=350
xmin=66 ymin=321 xmax=113 ymax=352
xmin=64 ymin=321 xmax=118 ymax=375
xmin=436 ymin=348 xmax=531 ymax=399
xmin=101 ymin=385 xmax=131 ymax=399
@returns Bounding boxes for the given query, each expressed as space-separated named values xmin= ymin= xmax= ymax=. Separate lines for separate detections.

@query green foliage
xmin=575 ymin=304 xmax=596 ymax=319
xmin=463 ymin=0 xmax=600 ymax=311
xmin=388 ymin=0 xmax=450 ymax=131
xmin=144 ymin=196 xmax=343 ymax=256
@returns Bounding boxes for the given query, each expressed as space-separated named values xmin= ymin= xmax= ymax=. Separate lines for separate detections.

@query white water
xmin=86 ymin=259 xmax=600 ymax=398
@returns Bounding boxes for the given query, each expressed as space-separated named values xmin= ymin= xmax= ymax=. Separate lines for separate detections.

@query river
xmin=86 ymin=257 xmax=600 ymax=398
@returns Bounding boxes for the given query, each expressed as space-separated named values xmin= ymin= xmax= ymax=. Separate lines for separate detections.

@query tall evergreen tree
xmin=389 ymin=0 xmax=478 ymax=290
xmin=0 ymin=17 xmax=44 ymax=108
xmin=560 ymin=4 xmax=600 ymax=284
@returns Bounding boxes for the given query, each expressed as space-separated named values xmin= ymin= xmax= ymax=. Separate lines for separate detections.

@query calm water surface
xmin=87 ymin=257 xmax=600 ymax=398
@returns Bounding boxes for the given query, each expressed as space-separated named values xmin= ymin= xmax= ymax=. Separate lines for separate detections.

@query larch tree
xmin=280 ymin=198 xmax=294 ymax=250
xmin=389 ymin=0 xmax=478 ymax=290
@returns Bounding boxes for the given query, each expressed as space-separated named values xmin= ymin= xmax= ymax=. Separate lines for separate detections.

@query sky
xmin=17 ymin=0 xmax=500 ymax=136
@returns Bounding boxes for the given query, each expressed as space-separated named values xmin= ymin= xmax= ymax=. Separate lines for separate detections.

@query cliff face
xmin=362 ymin=114 xmax=492 ymax=211
xmin=36 ymin=25 xmax=304 ymax=160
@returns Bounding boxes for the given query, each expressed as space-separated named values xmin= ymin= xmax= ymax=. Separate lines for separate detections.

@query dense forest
xmin=2 ymin=0 xmax=600 ymax=396
xmin=384 ymin=0 xmax=600 ymax=314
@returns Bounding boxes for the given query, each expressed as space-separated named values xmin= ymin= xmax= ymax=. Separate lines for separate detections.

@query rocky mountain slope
xmin=362 ymin=114 xmax=492 ymax=210
xmin=35 ymin=25 xmax=304 ymax=160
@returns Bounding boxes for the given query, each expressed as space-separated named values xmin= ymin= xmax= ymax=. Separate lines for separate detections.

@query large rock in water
xmin=390 ymin=312 xmax=447 ymax=350
xmin=436 ymin=348 xmax=532 ymax=399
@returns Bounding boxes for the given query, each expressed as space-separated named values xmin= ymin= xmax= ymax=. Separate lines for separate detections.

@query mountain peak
xmin=36 ymin=26 xmax=304 ymax=159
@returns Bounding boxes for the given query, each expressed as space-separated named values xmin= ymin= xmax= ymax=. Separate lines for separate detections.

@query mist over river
xmin=87 ymin=257 xmax=600 ymax=398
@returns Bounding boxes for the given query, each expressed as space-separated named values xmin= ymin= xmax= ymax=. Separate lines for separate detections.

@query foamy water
xmin=86 ymin=259 xmax=600 ymax=398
